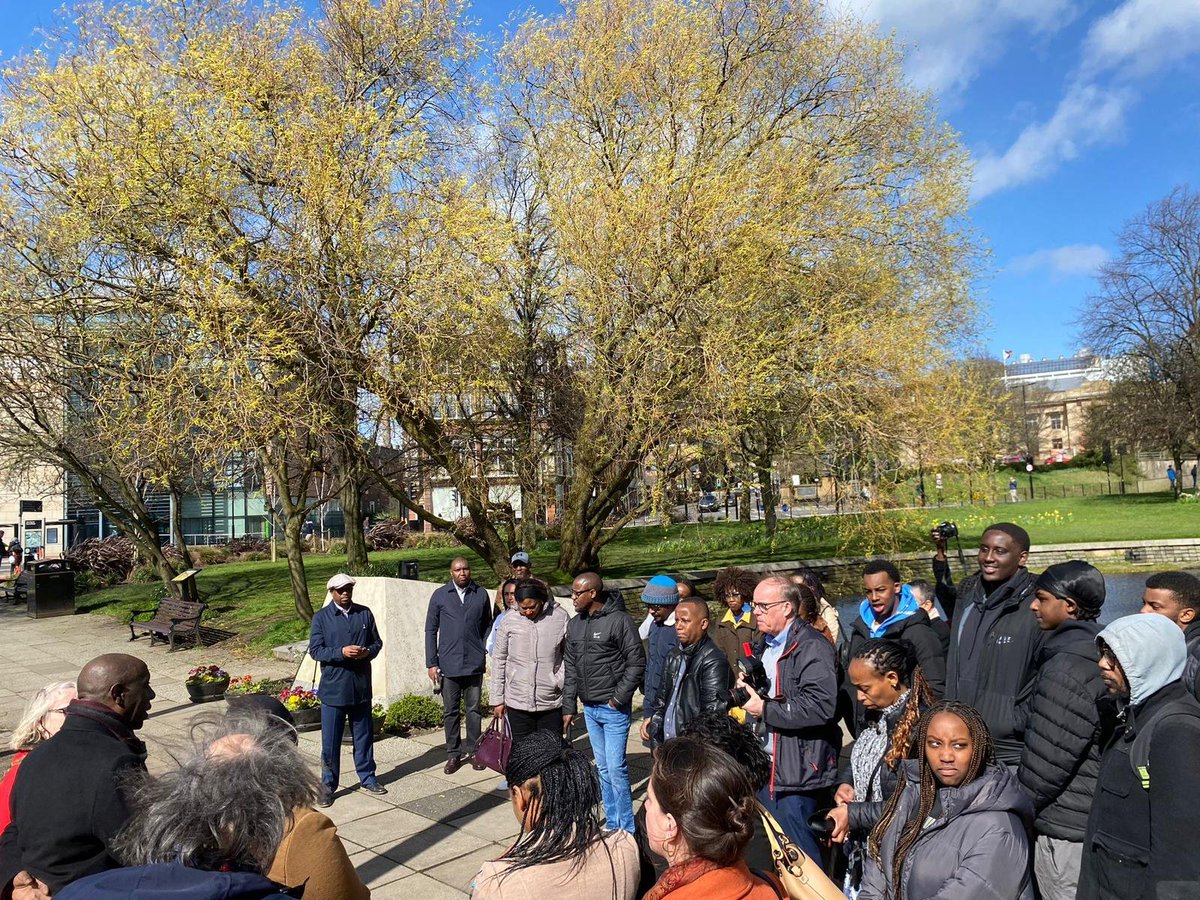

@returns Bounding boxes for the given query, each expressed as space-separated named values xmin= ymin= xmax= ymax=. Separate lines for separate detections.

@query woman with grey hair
xmin=57 ymin=708 xmax=326 ymax=898
xmin=0 ymin=681 xmax=76 ymax=833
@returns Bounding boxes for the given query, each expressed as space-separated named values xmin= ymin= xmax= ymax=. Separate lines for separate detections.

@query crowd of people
xmin=2 ymin=534 xmax=1200 ymax=899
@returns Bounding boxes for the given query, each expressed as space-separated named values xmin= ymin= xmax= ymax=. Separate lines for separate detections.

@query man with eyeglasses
xmin=735 ymin=575 xmax=840 ymax=869
xmin=309 ymin=573 xmax=385 ymax=806
xmin=562 ymin=571 xmax=645 ymax=833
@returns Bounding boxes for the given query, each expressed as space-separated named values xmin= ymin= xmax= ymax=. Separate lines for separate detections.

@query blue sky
xmin=2 ymin=0 xmax=1198 ymax=364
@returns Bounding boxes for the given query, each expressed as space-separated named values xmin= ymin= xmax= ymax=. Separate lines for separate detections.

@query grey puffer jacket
xmin=489 ymin=602 xmax=568 ymax=712
xmin=859 ymin=761 xmax=1035 ymax=900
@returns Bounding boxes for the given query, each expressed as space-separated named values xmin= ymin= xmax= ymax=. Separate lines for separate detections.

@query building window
xmin=1049 ymin=412 xmax=1063 ymax=430
xmin=1052 ymin=438 xmax=1064 ymax=449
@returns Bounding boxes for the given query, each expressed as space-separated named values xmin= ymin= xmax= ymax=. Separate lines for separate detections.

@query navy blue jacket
xmin=643 ymin=619 xmax=678 ymax=719
xmin=57 ymin=862 xmax=301 ymax=899
xmin=309 ymin=601 xmax=381 ymax=707
xmin=424 ymin=580 xmax=492 ymax=678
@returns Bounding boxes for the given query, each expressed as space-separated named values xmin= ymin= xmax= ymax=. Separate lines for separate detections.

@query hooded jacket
xmin=1016 ymin=619 xmax=1111 ymax=842
xmin=859 ymin=762 xmax=1035 ymax=900
xmin=490 ymin=602 xmax=569 ymax=712
xmin=934 ymin=557 xmax=1042 ymax=765
xmin=1078 ymin=614 xmax=1200 ymax=899
xmin=562 ymin=590 xmax=646 ymax=712
xmin=842 ymin=586 xmax=947 ymax=734
xmin=756 ymin=618 xmax=841 ymax=795
xmin=649 ymin=634 xmax=734 ymax=743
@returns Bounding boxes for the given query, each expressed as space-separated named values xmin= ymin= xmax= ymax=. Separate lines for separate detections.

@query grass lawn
xmin=79 ymin=491 xmax=1198 ymax=659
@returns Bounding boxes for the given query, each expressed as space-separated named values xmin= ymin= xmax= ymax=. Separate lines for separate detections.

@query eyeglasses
xmin=570 ymin=587 xmax=594 ymax=597
xmin=332 ymin=586 xmax=353 ymax=594
xmin=751 ymin=600 xmax=791 ymax=613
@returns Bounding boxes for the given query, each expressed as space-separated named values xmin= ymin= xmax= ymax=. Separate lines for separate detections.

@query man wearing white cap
xmin=308 ymin=573 xmax=385 ymax=806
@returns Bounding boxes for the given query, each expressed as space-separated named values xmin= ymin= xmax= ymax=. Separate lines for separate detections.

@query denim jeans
xmin=583 ymin=701 xmax=635 ymax=833
xmin=757 ymin=785 xmax=829 ymax=873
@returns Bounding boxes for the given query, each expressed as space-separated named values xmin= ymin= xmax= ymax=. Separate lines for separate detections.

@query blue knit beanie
xmin=642 ymin=574 xmax=679 ymax=606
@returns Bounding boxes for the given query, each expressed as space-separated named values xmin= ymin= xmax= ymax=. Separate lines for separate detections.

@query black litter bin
xmin=398 ymin=560 xmax=420 ymax=580
xmin=26 ymin=559 xmax=76 ymax=619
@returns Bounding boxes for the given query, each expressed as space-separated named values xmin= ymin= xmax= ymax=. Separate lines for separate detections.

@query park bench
xmin=0 ymin=570 xmax=30 ymax=604
xmin=128 ymin=571 xmax=206 ymax=650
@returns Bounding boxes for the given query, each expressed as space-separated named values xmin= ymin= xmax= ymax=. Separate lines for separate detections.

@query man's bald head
xmin=77 ymin=653 xmax=154 ymax=730
xmin=576 ymin=571 xmax=602 ymax=593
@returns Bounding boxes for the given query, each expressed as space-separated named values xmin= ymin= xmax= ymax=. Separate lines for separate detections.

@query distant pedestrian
xmin=1079 ymin=615 xmax=1200 ymax=898
xmin=1009 ymin=476 xmax=1019 ymax=503
xmin=1166 ymin=465 xmax=1177 ymax=494
xmin=309 ymin=574 xmax=385 ymax=805
xmin=425 ymin=558 xmax=493 ymax=774
xmin=1191 ymin=462 xmax=1197 ymax=489
xmin=1018 ymin=561 xmax=1111 ymax=900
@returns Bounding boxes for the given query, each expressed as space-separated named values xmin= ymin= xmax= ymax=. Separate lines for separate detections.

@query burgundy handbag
xmin=474 ymin=715 xmax=512 ymax=774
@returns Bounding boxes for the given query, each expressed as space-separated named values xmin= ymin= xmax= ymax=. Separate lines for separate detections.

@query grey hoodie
xmin=859 ymin=762 xmax=1035 ymax=900
xmin=1097 ymin=614 xmax=1186 ymax=704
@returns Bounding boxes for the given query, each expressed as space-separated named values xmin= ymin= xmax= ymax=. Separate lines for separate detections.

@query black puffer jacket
xmin=934 ymin=557 xmax=1043 ymax=765
xmin=1017 ymin=619 xmax=1111 ymax=841
xmin=649 ymin=634 xmax=733 ymax=743
xmin=1184 ymin=619 xmax=1200 ymax=700
xmin=562 ymin=590 xmax=646 ymax=712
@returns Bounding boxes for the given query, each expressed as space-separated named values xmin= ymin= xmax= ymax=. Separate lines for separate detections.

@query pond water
xmin=831 ymin=569 xmax=1200 ymax=630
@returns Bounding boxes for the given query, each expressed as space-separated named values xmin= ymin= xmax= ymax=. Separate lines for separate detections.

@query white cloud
xmin=836 ymin=0 xmax=1078 ymax=97
xmin=1081 ymin=0 xmax=1200 ymax=79
xmin=972 ymin=0 xmax=1200 ymax=201
xmin=971 ymin=83 xmax=1132 ymax=200
xmin=1008 ymin=243 xmax=1110 ymax=279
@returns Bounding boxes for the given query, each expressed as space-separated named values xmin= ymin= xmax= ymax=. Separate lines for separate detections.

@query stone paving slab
xmin=0 ymin=604 xmax=658 ymax=899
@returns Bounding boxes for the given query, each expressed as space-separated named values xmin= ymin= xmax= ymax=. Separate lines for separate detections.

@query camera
xmin=933 ymin=521 xmax=958 ymax=541
xmin=730 ymin=654 xmax=770 ymax=707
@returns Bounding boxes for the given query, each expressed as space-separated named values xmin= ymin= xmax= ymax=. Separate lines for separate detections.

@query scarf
xmin=850 ymin=691 xmax=909 ymax=804
xmin=644 ymin=856 xmax=722 ymax=900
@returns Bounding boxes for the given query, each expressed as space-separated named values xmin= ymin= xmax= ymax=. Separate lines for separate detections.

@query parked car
xmin=1042 ymin=451 xmax=1072 ymax=464
xmin=698 ymin=493 xmax=718 ymax=512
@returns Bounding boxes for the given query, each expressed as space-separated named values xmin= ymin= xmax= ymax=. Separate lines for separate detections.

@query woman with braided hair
xmin=471 ymin=730 xmax=639 ymax=899
xmin=642 ymin=737 xmax=781 ymax=899
xmin=859 ymin=701 xmax=1035 ymax=900
xmin=825 ymin=639 xmax=933 ymax=896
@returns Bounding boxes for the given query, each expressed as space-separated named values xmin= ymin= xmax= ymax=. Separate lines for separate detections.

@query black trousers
xmin=442 ymin=673 xmax=482 ymax=759
xmin=508 ymin=706 xmax=563 ymax=746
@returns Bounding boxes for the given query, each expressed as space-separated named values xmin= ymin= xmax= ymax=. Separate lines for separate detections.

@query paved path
xmin=0 ymin=605 xmax=653 ymax=898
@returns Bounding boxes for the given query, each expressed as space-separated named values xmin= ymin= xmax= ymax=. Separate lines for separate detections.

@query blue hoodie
xmin=859 ymin=583 xmax=919 ymax=639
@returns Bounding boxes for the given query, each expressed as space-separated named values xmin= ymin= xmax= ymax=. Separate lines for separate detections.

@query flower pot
xmin=290 ymin=706 xmax=322 ymax=730
xmin=186 ymin=679 xmax=230 ymax=703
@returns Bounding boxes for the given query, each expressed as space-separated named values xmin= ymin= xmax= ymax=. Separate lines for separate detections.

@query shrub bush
xmin=192 ymin=546 xmax=230 ymax=565
xmin=129 ymin=564 xmax=161 ymax=584
xmin=406 ymin=532 xmax=461 ymax=550
xmin=543 ymin=519 xmax=563 ymax=541
xmin=326 ymin=539 xmax=346 ymax=555
xmin=384 ymin=694 xmax=444 ymax=732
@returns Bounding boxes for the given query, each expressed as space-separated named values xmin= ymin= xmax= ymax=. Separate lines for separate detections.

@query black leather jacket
xmin=649 ymin=634 xmax=733 ymax=743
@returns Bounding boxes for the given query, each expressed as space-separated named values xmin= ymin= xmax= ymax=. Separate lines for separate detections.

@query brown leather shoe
xmin=444 ymin=755 xmax=464 ymax=775
xmin=469 ymin=754 xmax=486 ymax=771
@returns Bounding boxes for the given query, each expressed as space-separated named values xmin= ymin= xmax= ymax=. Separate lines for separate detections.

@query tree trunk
xmin=739 ymin=484 xmax=751 ymax=523
xmin=283 ymin=515 xmax=314 ymax=622
xmin=756 ymin=456 xmax=778 ymax=536
xmin=169 ymin=487 xmax=195 ymax=569
xmin=515 ymin=445 xmax=541 ymax=553
xmin=557 ymin=513 xmax=602 ymax=575
xmin=339 ymin=468 xmax=368 ymax=569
